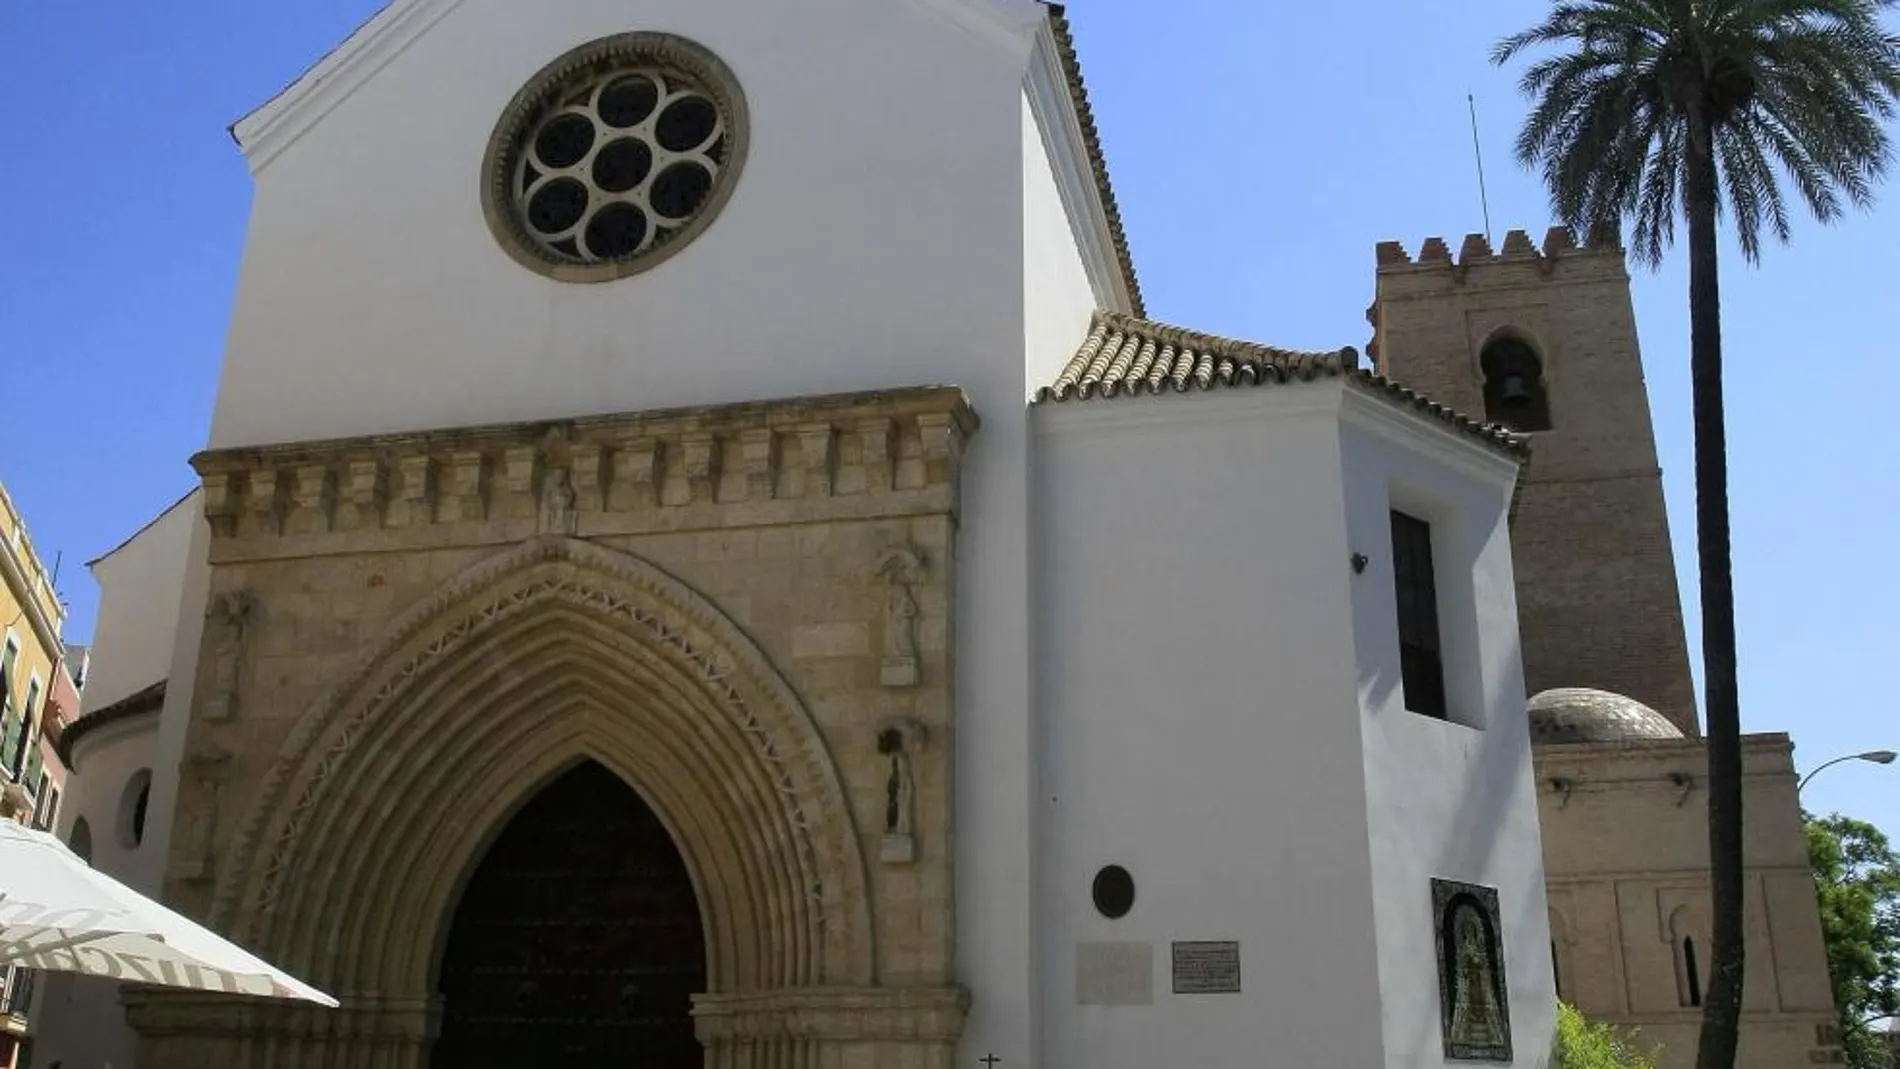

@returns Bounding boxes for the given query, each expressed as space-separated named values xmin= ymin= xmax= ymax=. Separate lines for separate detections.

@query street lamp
xmin=1798 ymin=750 xmax=1898 ymax=795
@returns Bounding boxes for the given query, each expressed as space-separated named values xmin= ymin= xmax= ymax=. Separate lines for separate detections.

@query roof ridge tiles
xmin=1036 ymin=311 xmax=1527 ymax=458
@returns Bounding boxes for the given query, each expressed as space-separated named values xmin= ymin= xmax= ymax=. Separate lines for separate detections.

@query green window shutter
xmin=0 ymin=713 xmax=20 ymax=776
xmin=24 ymin=737 xmax=41 ymax=785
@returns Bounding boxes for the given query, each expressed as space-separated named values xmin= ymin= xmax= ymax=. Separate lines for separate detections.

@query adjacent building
xmin=0 ymin=479 xmax=78 ymax=1069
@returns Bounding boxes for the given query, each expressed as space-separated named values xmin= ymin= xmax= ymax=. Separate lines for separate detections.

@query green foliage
xmin=1809 ymin=813 xmax=1900 ymax=1068
xmin=1552 ymin=1002 xmax=1660 ymax=1069
xmin=1491 ymin=0 xmax=1900 ymax=265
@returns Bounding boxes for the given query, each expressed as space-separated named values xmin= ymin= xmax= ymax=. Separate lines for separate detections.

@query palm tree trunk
xmin=1685 ymin=106 xmax=1746 ymax=1069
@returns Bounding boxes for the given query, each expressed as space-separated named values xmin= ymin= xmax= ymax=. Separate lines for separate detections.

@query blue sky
xmin=0 ymin=1 xmax=1894 ymax=835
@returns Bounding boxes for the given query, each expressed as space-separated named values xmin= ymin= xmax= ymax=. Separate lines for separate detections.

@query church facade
xmin=25 ymin=2 xmax=1841 ymax=1068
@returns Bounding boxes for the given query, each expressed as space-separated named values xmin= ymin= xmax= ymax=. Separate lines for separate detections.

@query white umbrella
xmin=0 ymin=819 xmax=337 ymax=1007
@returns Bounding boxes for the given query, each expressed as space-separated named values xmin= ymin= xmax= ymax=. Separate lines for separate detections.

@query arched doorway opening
xmin=433 ymin=760 xmax=707 ymax=1067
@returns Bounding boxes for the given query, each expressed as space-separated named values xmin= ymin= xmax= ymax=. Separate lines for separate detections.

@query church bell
xmin=1500 ymin=373 xmax=1533 ymax=406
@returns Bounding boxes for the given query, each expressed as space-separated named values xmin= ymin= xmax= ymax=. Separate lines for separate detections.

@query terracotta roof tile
xmin=1046 ymin=5 xmax=1145 ymax=318
xmin=1035 ymin=312 xmax=1528 ymax=458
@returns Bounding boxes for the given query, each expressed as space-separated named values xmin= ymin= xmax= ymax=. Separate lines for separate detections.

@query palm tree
xmin=1492 ymin=3 xmax=1900 ymax=1067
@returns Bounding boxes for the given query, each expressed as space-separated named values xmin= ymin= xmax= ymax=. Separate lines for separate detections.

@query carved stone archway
xmin=128 ymin=537 xmax=965 ymax=1069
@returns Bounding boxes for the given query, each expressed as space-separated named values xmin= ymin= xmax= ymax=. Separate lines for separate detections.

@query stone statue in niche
xmin=876 ymin=718 xmax=926 ymax=864
xmin=202 ymin=591 xmax=256 ymax=722
xmin=540 ymin=465 xmax=577 ymax=536
xmin=876 ymin=547 xmax=926 ymax=688
xmin=1433 ymin=879 xmax=1512 ymax=1061
xmin=175 ymin=746 xmax=233 ymax=886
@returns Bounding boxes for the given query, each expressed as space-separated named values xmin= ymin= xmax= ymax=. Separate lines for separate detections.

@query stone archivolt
xmin=130 ymin=387 xmax=974 ymax=1069
xmin=218 ymin=537 xmax=870 ymax=991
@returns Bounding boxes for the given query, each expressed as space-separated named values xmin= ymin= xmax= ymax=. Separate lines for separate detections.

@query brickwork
xmin=1371 ymin=227 xmax=1699 ymax=733
xmin=1536 ymin=736 xmax=1840 ymax=1069
xmin=125 ymin=387 xmax=977 ymax=1069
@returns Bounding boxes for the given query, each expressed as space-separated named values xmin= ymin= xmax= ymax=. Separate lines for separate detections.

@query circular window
xmin=118 ymin=769 xmax=153 ymax=849
xmin=1092 ymin=864 xmax=1136 ymax=919
xmin=482 ymin=33 xmax=749 ymax=283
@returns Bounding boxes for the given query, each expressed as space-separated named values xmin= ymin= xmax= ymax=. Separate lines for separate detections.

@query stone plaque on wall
xmin=1170 ymin=941 xmax=1241 ymax=994
xmin=1076 ymin=942 xmax=1153 ymax=1005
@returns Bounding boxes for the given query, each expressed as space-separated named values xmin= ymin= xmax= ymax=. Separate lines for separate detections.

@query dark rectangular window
xmin=1390 ymin=510 xmax=1448 ymax=720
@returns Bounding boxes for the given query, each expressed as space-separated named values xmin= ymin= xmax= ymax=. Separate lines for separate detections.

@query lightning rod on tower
xmin=1468 ymin=93 xmax=1494 ymax=246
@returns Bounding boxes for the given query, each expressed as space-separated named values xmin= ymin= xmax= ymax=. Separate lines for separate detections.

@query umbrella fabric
xmin=0 ymin=819 xmax=337 ymax=1007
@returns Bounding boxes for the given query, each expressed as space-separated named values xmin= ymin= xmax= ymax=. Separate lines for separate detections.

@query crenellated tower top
xmin=1367 ymin=222 xmax=1699 ymax=734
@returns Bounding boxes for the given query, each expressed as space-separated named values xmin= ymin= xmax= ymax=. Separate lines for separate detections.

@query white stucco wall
xmin=80 ymin=493 xmax=197 ymax=712
xmin=1033 ymin=385 xmax=1384 ymax=1067
xmin=1339 ymin=393 xmax=1557 ymax=1066
xmin=1021 ymin=90 xmax=1098 ymax=392
xmin=1032 ymin=384 xmax=1553 ymax=1067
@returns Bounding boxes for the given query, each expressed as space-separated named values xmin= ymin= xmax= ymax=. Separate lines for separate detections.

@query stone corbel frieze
xmin=190 ymin=387 xmax=978 ymax=556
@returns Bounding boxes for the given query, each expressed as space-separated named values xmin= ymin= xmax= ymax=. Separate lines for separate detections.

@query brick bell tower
xmin=1368 ymin=226 xmax=1699 ymax=734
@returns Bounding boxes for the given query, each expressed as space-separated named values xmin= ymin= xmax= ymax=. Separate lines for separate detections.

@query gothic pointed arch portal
xmin=434 ymin=760 xmax=707 ymax=1067
xmin=165 ymin=535 xmax=974 ymax=1068
xmin=213 ymin=537 xmax=872 ymax=998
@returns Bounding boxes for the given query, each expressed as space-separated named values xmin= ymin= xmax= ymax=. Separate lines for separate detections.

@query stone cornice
xmin=1533 ymin=732 xmax=1793 ymax=771
xmin=693 ymin=985 xmax=969 ymax=1044
xmin=192 ymin=387 xmax=978 ymax=562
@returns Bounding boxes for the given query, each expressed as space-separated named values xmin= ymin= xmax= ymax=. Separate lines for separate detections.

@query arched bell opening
xmin=431 ymin=760 xmax=708 ymax=1068
xmin=1479 ymin=334 xmax=1553 ymax=432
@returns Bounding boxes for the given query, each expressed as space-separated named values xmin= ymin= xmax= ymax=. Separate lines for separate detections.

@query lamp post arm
xmin=1798 ymin=750 xmax=1897 ymax=795
xmin=1798 ymin=755 xmax=1860 ymax=796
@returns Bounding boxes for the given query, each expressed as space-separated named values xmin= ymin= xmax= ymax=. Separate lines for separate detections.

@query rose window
xmin=483 ymin=35 xmax=748 ymax=282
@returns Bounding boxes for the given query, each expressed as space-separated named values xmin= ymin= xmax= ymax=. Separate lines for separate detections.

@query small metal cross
xmin=979 ymin=1056 xmax=1001 ymax=1069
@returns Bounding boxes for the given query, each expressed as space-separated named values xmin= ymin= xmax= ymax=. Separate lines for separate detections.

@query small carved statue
xmin=203 ymin=592 xmax=255 ymax=721
xmin=876 ymin=547 xmax=925 ymax=687
xmin=875 ymin=718 xmax=926 ymax=864
xmin=540 ymin=466 xmax=577 ymax=536
xmin=175 ymin=755 xmax=230 ymax=886
xmin=878 ymin=727 xmax=915 ymax=839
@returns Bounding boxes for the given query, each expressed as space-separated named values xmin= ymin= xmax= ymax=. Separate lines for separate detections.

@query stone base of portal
xmin=124 ymin=984 xmax=970 ymax=1069
xmin=694 ymin=986 xmax=970 ymax=1069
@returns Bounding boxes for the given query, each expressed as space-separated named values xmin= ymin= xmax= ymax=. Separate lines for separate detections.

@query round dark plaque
xmin=1091 ymin=865 xmax=1136 ymax=919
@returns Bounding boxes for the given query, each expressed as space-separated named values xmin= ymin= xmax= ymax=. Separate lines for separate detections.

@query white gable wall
xmin=211 ymin=0 xmax=1034 ymax=448
xmin=1338 ymin=396 xmax=1557 ymax=1066
xmin=81 ymin=494 xmax=198 ymax=712
xmin=1032 ymin=386 xmax=1387 ymax=1067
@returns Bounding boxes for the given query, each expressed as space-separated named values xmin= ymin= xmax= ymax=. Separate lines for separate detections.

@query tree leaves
xmin=1554 ymin=1002 xmax=1663 ymax=1068
xmin=1809 ymin=813 xmax=1900 ymax=1068
xmin=1492 ymin=0 xmax=1900 ymax=265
